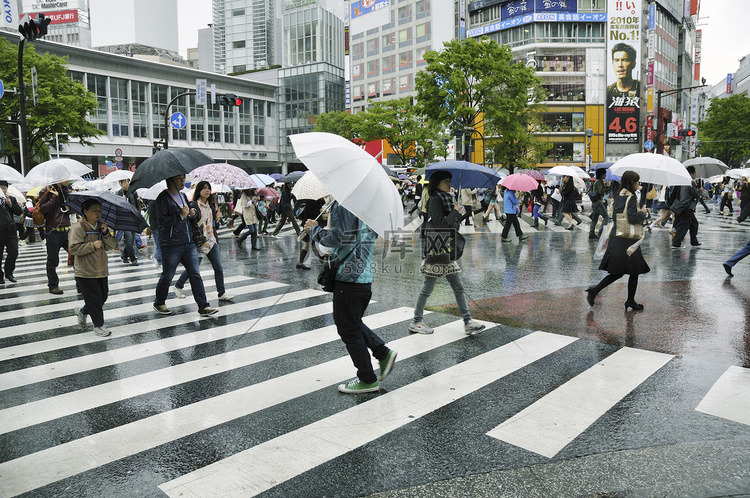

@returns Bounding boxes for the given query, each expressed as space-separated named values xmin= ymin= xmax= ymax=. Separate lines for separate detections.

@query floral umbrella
xmin=187 ymin=163 xmax=257 ymax=189
xmin=519 ymin=169 xmax=544 ymax=181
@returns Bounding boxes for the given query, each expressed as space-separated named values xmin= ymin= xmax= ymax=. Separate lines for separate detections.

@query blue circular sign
xmin=0 ymin=79 xmax=4 ymax=99
xmin=170 ymin=112 xmax=187 ymax=130
xmin=644 ymin=140 xmax=654 ymax=151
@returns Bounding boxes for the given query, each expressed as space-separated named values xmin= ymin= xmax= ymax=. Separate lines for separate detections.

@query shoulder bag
xmin=614 ymin=195 xmax=643 ymax=239
xmin=32 ymin=189 xmax=52 ymax=226
xmin=317 ymin=224 xmax=359 ymax=292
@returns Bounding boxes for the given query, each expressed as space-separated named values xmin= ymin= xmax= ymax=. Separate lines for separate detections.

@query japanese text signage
xmin=501 ymin=0 xmax=575 ymax=21
xmin=350 ymin=0 xmax=389 ymax=19
xmin=606 ymin=0 xmax=642 ymax=145
xmin=467 ymin=12 xmax=605 ymax=37
xmin=22 ymin=0 xmax=80 ymax=14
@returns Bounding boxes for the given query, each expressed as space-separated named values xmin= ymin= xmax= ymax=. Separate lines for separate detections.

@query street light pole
xmin=17 ymin=39 xmax=29 ymax=175
xmin=585 ymin=126 xmax=593 ymax=173
xmin=654 ymin=84 xmax=707 ymax=154
xmin=163 ymin=91 xmax=195 ymax=150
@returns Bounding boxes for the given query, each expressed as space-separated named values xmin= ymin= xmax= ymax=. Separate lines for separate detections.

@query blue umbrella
xmin=426 ymin=160 xmax=503 ymax=190
xmin=605 ymin=169 xmax=621 ymax=182
xmin=593 ymin=162 xmax=615 ymax=170
xmin=66 ymin=191 xmax=149 ymax=232
xmin=276 ymin=171 xmax=305 ymax=184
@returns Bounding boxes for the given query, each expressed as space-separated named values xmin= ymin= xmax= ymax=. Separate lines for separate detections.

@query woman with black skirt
xmin=586 ymin=170 xmax=650 ymax=311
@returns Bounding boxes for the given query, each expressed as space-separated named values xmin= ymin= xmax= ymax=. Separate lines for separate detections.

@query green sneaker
xmin=338 ymin=378 xmax=379 ymax=394
xmin=378 ymin=350 xmax=397 ymax=381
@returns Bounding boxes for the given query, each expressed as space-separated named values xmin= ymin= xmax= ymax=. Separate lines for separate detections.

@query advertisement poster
xmin=606 ymin=0 xmax=642 ymax=145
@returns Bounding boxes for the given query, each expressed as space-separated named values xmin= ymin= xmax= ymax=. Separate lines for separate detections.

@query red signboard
xmin=29 ymin=10 xmax=79 ymax=24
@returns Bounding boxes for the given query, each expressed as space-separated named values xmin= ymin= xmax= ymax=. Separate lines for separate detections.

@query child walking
xmin=69 ymin=198 xmax=119 ymax=337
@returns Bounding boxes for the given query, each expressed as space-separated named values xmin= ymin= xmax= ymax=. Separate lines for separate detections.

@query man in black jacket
xmin=270 ymin=183 xmax=301 ymax=236
xmin=117 ymin=178 xmax=139 ymax=266
xmin=0 ymin=181 xmax=22 ymax=284
xmin=670 ymin=166 xmax=701 ymax=248
xmin=152 ymin=174 xmax=217 ymax=317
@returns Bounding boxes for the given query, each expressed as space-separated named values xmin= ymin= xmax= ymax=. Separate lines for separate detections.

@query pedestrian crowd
xmin=2 ymin=162 xmax=749 ymax=395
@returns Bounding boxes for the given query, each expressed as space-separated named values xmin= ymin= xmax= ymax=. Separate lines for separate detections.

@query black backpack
xmin=666 ymin=185 xmax=681 ymax=207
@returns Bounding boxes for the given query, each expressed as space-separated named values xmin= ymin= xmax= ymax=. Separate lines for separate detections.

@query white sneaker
xmin=174 ymin=286 xmax=186 ymax=299
xmin=75 ymin=307 xmax=87 ymax=330
xmin=219 ymin=293 xmax=235 ymax=302
xmin=464 ymin=320 xmax=486 ymax=336
xmin=94 ymin=326 xmax=111 ymax=337
xmin=408 ymin=321 xmax=434 ymax=334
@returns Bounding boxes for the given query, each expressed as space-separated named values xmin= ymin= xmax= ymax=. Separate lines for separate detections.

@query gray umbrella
xmin=129 ymin=148 xmax=214 ymax=191
xmin=682 ymin=157 xmax=729 ymax=179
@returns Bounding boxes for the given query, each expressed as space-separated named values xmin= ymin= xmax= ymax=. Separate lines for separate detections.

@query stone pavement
xmin=2 ymin=207 xmax=750 ymax=497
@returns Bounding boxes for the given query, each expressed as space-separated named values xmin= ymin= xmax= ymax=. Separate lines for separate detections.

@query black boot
xmin=533 ymin=219 xmax=539 ymax=228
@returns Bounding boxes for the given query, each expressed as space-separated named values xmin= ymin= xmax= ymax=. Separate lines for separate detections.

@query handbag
xmin=614 ymin=196 xmax=643 ymax=240
xmin=551 ymin=191 xmax=562 ymax=202
xmin=316 ymin=224 xmax=359 ymax=292
xmin=588 ymin=190 xmax=601 ymax=203
xmin=32 ymin=189 xmax=52 ymax=226
xmin=646 ymin=186 xmax=658 ymax=200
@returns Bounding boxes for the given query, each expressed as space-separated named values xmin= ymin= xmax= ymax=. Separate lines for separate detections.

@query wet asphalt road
xmin=2 ymin=206 xmax=750 ymax=497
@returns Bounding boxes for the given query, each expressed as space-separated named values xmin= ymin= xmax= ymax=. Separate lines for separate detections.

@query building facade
xmin=212 ymin=0 xmax=282 ymax=74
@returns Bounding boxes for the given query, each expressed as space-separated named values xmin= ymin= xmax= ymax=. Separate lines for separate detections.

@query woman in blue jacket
xmin=501 ymin=187 xmax=528 ymax=242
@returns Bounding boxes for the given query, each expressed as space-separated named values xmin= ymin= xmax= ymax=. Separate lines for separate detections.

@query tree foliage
xmin=697 ymin=94 xmax=750 ymax=167
xmin=415 ymin=36 xmax=548 ymax=172
xmin=313 ymin=110 xmax=359 ymax=141
xmin=0 ymin=38 xmax=104 ymax=168
xmin=351 ymin=97 xmax=447 ymax=166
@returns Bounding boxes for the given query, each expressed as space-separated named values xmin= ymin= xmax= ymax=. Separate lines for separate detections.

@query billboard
xmin=27 ymin=8 xmax=78 ymax=23
xmin=22 ymin=0 xmax=79 ymax=14
xmin=606 ymin=0 xmax=642 ymax=145
xmin=2 ymin=0 xmax=20 ymax=30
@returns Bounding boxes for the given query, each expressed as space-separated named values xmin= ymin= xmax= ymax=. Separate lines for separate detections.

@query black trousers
xmin=0 ymin=227 xmax=18 ymax=279
xmin=76 ymin=276 xmax=109 ymax=327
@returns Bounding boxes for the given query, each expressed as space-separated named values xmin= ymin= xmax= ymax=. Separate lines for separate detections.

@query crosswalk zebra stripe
xmin=0 ymin=286 xmax=319 ymax=366
xmin=695 ymin=365 xmax=750 ymax=426
xmin=0 ymin=266 xmax=161 ymax=297
xmin=0 ymin=318 xmax=494 ymax=496
xmin=0 ymin=307 xmax=418 ymax=435
xmin=0 ymin=296 xmax=332 ymax=390
xmin=158 ymin=330 xmax=575 ymax=498
xmin=0 ymin=279 xmax=288 ymax=344
xmin=486 ymin=347 xmax=674 ymax=458
xmin=0 ymin=274 xmax=249 ymax=312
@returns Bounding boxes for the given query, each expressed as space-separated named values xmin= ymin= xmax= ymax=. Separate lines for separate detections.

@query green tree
xmin=351 ymin=97 xmax=447 ymax=166
xmin=415 ymin=37 xmax=548 ymax=173
xmin=698 ymin=94 xmax=750 ymax=167
xmin=313 ymin=110 xmax=361 ymax=141
xmin=0 ymin=38 xmax=104 ymax=169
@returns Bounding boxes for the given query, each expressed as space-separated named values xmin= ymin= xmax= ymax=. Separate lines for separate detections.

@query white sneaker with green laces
xmin=337 ymin=378 xmax=379 ymax=394
xmin=464 ymin=320 xmax=486 ymax=335
xmin=408 ymin=322 xmax=434 ymax=334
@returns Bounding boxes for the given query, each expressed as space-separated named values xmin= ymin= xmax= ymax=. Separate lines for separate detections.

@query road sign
xmin=115 ymin=148 xmax=122 ymax=157
xmin=115 ymin=161 xmax=123 ymax=170
xmin=196 ymin=79 xmax=207 ymax=105
xmin=0 ymin=79 xmax=4 ymax=99
xmin=644 ymin=140 xmax=654 ymax=151
xmin=170 ymin=112 xmax=186 ymax=130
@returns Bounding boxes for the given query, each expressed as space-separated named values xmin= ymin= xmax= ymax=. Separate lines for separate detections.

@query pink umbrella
xmin=257 ymin=186 xmax=279 ymax=198
xmin=188 ymin=163 xmax=257 ymax=189
xmin=500 ymin=173 xmax=539 ymax=192
xmin=519 ymin=169 xmax=545 ymax=180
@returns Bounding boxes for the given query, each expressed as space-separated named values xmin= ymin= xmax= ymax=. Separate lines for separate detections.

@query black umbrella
xmin=277 ymin=170 xmax=306 ymax=183
xmin=66 ymin=191 xmax=149 ymax=232
xmin=129 ymin=148 xmax=214 ymax=191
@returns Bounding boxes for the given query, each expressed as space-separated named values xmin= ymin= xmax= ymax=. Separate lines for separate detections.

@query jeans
xmin=76 ymin=276 xmax=108 ymax=327
xmin=589 ymin=202 xmax=610 ymax=234
xmin=413 ymin=272 xmax=472 ymax=324
xmin=238 ymin=223 xmax=258 ymax=248
xmin=45 ymin=229 xmax=69 ymax=289
xmin=725 ymin=237 xmax=750 ymax=269
xmin=120 ymin=230 xmax=137 ymax=261
xmin=0 ymin=228 xmax=19 ymax=279
xmin=155 ymin=243 xmax=209 ymax=310
xmin=176 ymin=243 xmax=225 ymax=296
xmin=152 ymin=230 xmax=162 ymax=264
xmin=332 ymin=281 xmax=389 ymax=384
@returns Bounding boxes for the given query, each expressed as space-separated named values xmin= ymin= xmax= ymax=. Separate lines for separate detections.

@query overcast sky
xmin=176 ymin=0 xmax=750 ymax=87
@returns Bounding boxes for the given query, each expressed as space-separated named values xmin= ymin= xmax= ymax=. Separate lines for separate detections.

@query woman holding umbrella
xmin=560 ymin=175 xmax=579 ymax=230
xmin=174 ymin=181 xmax=234 ymax=303
xmin=408 ymin=170 xmax=486 ymax=335
xmin=586 ymin=170 xmax=650 ymax=311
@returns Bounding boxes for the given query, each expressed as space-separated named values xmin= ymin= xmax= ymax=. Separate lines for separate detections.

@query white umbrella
xmin=24 ymin=158 xmax=92 ymax=186
xmin=725 ymin=168 xmax=750 ymax=180
xmin=6 ymin=185 xmax=26 ymax=204
xmin=136 ymin=180 xmax=191 ymax=201
xmin=102 ymin=169 xmax=134 ymax=185
xmin=610 ymin=153 xmax=692 ymax=186
xmin=545 ymin=165 xmax=580 ymax=178
xmin=0 ymin=164 xmax=25 ymax=184
xmin=291 ymin=172 xmax=329 ymax=200
xmin=289 ymin=132 xmax=404 ymax=238
xmin=210 ymin=182 xmax=232 ymax=193
xmin=249 ymin=173 xmax=276 ymax=187
xmin=682 ymin=157 xmax=728 ymax=179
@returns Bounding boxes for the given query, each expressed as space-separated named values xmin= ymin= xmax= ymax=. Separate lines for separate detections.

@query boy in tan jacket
xmin=69 ymin=198 xmax=119 ymax=337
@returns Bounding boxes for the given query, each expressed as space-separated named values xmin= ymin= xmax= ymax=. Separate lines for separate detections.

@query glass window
xmin=398 ymin=5 xmax=409 ymax=18
xmin=383 ymin=78 xmax=395 ymax=95
xmin=399 ymin=74 xmax=411 ymax=90
xmin=398 ymin=28 xmax=410 ymax=42
xmin=399 ymin=51 xmax=411 ymax=67
xmin=151 ymin=83 xmax=168 ymax=141
xmin=382 ymin=54 xmax=394 ymax=71
xmin=368 ymin=81 xmax=378 ymax=97
xmin=382 ymin=32 xmax=394 ymax=47
xmin=367 ymin=38 xmax=377 ymax=51
xmin=233 ymin=8 xmax=245 ymax=15
xmin=233 ymin=40 xmax=246 ymax=48
xmin=110 ymin=77 xmax=129 ymax=137
xmin=131 ymin=81 xmax=148 ymax=138
xmin=87 ymin=75 xmax=108 ymax=133
xmin=367 ymin=60 xmax=378 ymax=75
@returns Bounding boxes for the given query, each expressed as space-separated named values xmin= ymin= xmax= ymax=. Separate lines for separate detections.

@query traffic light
xmin=678 ymin=129 xmax=696 ymax=138
xmin=219 ymin=94 xmax=243 ymax=107
xmin=19 ymin=13 xmax=51 ymax=41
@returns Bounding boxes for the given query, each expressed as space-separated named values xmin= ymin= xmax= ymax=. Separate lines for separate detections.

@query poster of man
xmin=606 ymin=0 xmax=643 ymax=145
